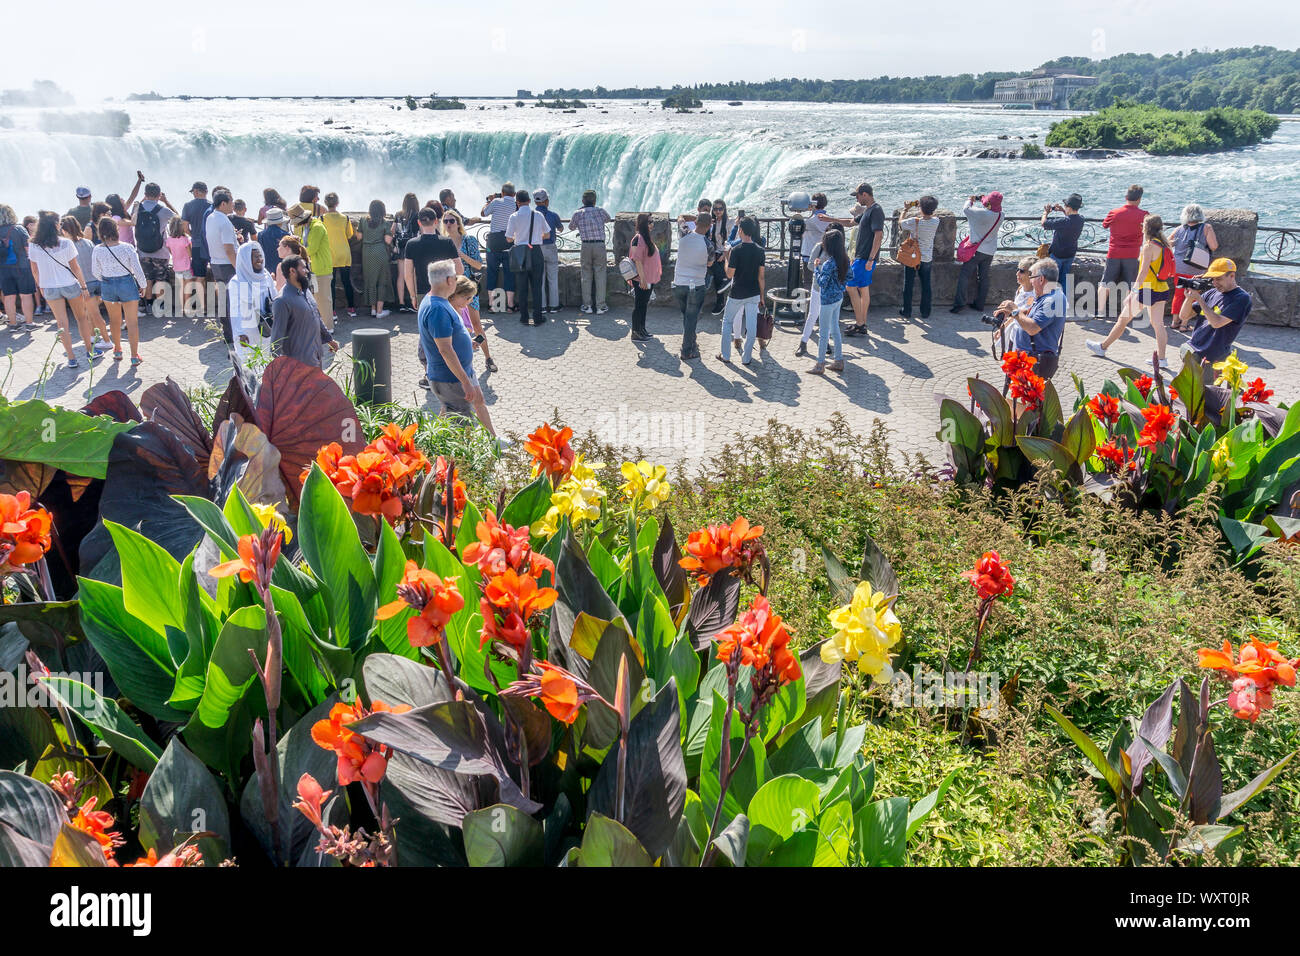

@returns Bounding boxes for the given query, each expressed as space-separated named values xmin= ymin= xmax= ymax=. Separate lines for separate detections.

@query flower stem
xmin=700 ymin=664 xmax=740 ymax=867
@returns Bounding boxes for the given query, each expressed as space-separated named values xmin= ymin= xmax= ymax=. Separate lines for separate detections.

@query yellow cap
xmin=1202 ymin=257 xmax=1237 ymax=278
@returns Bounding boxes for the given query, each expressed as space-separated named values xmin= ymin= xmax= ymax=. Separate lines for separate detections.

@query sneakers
xmin=418 ymin=376 xmax=431 ymax=390
xmin=347 ymin=309 xmax=357 ymax=318
xmin=1085 ymin=340 xmax=1107 ymax=358
xmin=374 ymin=309 xmax=392 ymax=318
xmin=949 ymin=306 xmax=966 ymax=315
xmin=596 ymin=305 xmax=608 ymax=315
xmin=1158 ymin=356 xmax=1172 ymax=371
xmin=580 ymin=305 xmax=594 ymax=314
xmin=91 ymin=340 xmax=114 ymax=353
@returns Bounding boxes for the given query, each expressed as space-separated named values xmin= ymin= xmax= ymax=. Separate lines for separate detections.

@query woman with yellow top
xmin=1086 ymin=214 xmax=1173 ymax=371
xmin=322 ymin=192 xmax=357 ymax=318
xmin=288 ymin=202 xmax=335 ymax=330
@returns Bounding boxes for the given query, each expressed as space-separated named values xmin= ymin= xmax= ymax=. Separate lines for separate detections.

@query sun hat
xmin=262 ymin=207 xmax=289 ymax=226
xmin=984 ymin=191 xmax=1004 ymax=212
xmin=75 ymin=186 xmax=92 ymax=199
xmin=287 ymin=203 xmax=312 ymax=225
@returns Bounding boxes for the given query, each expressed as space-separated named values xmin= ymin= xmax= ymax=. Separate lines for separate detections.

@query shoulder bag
xmin=957 ymin=211 xmax=1001 ymax=264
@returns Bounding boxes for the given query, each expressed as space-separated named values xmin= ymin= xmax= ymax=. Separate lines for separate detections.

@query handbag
xmin=1035 ymin=242 xmax=1051 ymax=259
xmin=957 ymin=212 xmax=1002 ymax=264
xmin=756 ymin=307 xmax=774 ymax=342
xmin=1188 ymin=224 xmax=1212 ymax=269
xmin=508 ymin=211 xmax=535 ymax=273
xmin=896 ymin=210 xmax=922 ymax=269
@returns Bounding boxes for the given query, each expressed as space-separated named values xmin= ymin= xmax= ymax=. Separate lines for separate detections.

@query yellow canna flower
xmin=536 ymin=506 xmax=561 ymax=539
xmin=550 ymin=475 xmax=604 ymax=529
xmin=250 ymin=502 xmax=292 ymax=544
xmin=820 ymin=581 xmax=902 ymax=682
xmin=1213 ymin=351 xmax=1248 ymax=391
xmin=1211 ymin=441 xmax=1234 ymax=480
xmin=569 ymin=454 xmax=604 ymax=484
xmin=619 ymin=460 xmax=671 ymax=510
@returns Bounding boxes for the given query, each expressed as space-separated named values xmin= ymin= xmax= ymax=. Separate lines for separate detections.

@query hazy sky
xmin=2 ymin=0 xmax=1297 ymax=102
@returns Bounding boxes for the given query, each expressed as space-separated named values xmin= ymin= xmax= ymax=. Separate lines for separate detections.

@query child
xmin=165 ymin=217 xmax=194 ymax=316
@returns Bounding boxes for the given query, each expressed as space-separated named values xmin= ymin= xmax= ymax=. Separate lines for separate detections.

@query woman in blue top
xmin=808 ymin=229 xmax=848 ymax=375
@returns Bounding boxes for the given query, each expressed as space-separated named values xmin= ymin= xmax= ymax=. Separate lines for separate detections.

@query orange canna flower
xmin=535 ymin=661 xmax=582 ymax=724
xmin=1000 ymin=350 xmax=1037 ymax=379
xmin=1137 ymin=403 xmax=1178 ymax=449
xmin=126 ymin=845 xmax=204 ymax=867
xmin=0 ymin=491 xmax=53 ymax=574
xmin=462 ymin=509 xmax=552 ymax=578
xmin=311 ymin=699 xmax=411 ymax=786
xmin=714 ymin=594 xmax=801 ymax=686
xmin=1132 ymin=375 xmax=1177 ymax=403
xmin=1197 ymin=637 xmax=1297 ymax=723
xmin=69 ymin=796 xmax=122 ymax=861
xmin=1093 ymin=440 xmax=1138 ymax=474
xmin=209 ymin=529 xmax=283 ymax=591
xmin=679 ymin=516 xmax=765 ymax=587
xmin=524 ymin=423 xmax=576 ymax=482
xmin=291 ymin=772 xmax=334 ymax=830
xmin=1008 ymin=371 xmax=1045 ymax=411
xmin=376 ymin=560 xmax=465 ymax=648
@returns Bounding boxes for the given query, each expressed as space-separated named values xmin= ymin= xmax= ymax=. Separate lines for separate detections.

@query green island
xmin=1044 ymin=102 xmax=1281 ymax=155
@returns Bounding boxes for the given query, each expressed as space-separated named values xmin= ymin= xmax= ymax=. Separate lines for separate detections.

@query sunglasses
xmin=443 ymin=218 xmax=457 ymax=224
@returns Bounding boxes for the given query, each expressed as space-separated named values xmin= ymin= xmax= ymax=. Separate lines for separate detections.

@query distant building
xmin=994 ymin=71 xmax=1098 ymax=110
xmin=517 ymin=89 xmax=534 ymax=99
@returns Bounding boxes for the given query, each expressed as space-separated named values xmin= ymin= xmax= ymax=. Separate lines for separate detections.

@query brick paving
xmin=6 ymin=297 xmax=1298 ymax=466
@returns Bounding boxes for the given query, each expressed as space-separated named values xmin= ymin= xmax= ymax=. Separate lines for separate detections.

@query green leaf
xmin=170 ymin=552 xmax=219 ymax=711
xmin=1138 ymin=734 xmax=1188 ymax=801
xmin=1045 ymin=704 xmax=1125 ymax=798
xmin=937 ymin=398 xmax=986 ymax=483
xmin=105 ymin=521 xmax=186 ymax=641
xmin=462 ymin=804 xmax=545 ymax=867
xmin=571 ymin=813 xmax=652 ymax=867
xmin=0 ymin=397 xmax=136 ymax=477
xmin=139 ymin=738 xmax=230 ymax=862
xmin=1060 ymin=407 xmax=1097 ymax=466
xmin=745 ymin=774 xmax=821 ymax=867
xmin=373 ymin=512 xmax=419 ymax=661
xmin=77 ymin=576 xmax=187 ymax=723
xmin=820 ymin=543 xmax=855 ymax=606
xmin=38 ymin=676 xmax=161 ymax=770
xmin=707 ymin=812 xmax=749 ymax=867
xmin=183 ymin=605 xmax=267 ymax=782
xmin=501 ymin=473 xmax=553 ymax=530
xmin=1218 ymin=516 xmax=1270 ymax=560
xmin=0 ymin=701 xmax=59 ymax=771
xmin=0 ymin=769 xmax=68 ymax=848
xmin=1016 ymin=435 xmax=1079 ymax=480
xmin=905 ymin=770 xmax=956 ymax=840
xmin=968 ymin=377 xmax=1013 ymax=446
xmin=858 ymin=795 xmax=908 ymax=866
xmin=297 ymin=463 xmax=378 ymax=651
xmin=700 ymin=690 xmax=765 ymax=826
xmin=1218 ymin=751 xmax=1295 ymax=820
xmin=49 ymin=822 xmax=110 ymax=866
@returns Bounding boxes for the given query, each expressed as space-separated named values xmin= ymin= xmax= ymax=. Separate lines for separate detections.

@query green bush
xmin=1045 ymin=102 xmax=1279 ymax=155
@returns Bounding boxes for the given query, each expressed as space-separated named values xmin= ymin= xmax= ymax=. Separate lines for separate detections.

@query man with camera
xmin=992 ymin=257 xmax=1066 ymax=378
xmin=1040 ymin=193 xmax=1084 ymax=295
xmin=1176 ymin=257 xmax=1252 ymax=376
xmin=482 ymin=183 xmax=518 ymax=312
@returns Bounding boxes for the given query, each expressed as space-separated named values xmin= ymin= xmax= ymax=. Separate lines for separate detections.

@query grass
xmin=483 ymin=412 xmax=1300 ymax=865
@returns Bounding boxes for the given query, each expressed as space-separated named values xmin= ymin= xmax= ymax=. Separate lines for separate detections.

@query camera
xmin=1176 ymin=275 xmax=1214 ymax=292
xmin=979 ymin=313 xmax=1000 ymax=326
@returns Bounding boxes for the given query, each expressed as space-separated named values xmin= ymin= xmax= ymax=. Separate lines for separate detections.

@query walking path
xmin=6 ymin=298 xmax=1297 ymax=466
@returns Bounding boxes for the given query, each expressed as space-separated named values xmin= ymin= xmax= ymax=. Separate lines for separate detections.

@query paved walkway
xmin=6 ymin=297 xmax=1298 ymax=466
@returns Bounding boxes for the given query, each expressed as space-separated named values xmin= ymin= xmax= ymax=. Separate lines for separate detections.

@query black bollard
xmin=350 ymin=327 xmax=392 ymax=406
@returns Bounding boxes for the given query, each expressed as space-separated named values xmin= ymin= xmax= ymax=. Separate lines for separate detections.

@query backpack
xmin=1155 ymin=243 xmax=1176 ymax=283
xmin=136 ymin=203 xmax=165 ymax=253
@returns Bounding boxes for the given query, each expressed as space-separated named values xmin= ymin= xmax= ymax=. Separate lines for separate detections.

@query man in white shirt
xmin=205 ymin=187 xmax=240 ymax=343
xmin=505 ymin=189 xmax=550 ymax=326
xmin=673 ymin=212 xmax=711 ymax=361
xmin=481 ymin=182 xmax=518 ymax=311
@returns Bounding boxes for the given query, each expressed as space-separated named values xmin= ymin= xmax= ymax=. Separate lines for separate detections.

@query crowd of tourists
xmin=0 ymin=172 xmax=1252 ymax=425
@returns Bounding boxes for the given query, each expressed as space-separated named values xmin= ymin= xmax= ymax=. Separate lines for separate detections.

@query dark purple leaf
xmin=80 ymin=390 xmax=142 ymax=424
xmin=1126 ymin=680 xmax=1178 ymax=791
xmin=686 ymin=572 xmax=741 ymax=651
xmin=140 ymin=378 xmax=213 ymax=474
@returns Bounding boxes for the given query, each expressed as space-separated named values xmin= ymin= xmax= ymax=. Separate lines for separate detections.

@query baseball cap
xmin=533 ymin=188 xmax=549 ymax=203
xmin=191 ymin=181 xmax=208 ymax=192
xmin=1202 ymin=257 xmax=1237 ymax=278
xmin=75 ymin=186 xmax=92 ymax=199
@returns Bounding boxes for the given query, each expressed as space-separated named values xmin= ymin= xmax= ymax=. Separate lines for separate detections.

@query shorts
xmin=42 ymin=283 xmax=82 ymax=301
xmin=1101 ymin=257 xmax=1139 ymax=285
xmin=85 ymin=280 xmax=101 ymax=296
xmin=142 ymin=257 xmax=175 ymax=286
xmin=174 ymin=269 xmax=193 ymax=280
xmin=847 ymin=258 xmax=875 ymax=288
xmin=191 ymin=253 xmax=210 ymax=278
xmin=431 ymin=376 xmax=475 ymax=418
xmin=0 ymin=266 xmax=35 ymax=296
xmin=1137 ymin=287 xmax=1171 ymax=307
xmin=100 ymin=274 xmax=141 ymax=303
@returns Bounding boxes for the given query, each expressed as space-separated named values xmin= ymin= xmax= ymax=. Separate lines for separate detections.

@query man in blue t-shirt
xmin=419 ymin=260 xmax=482 ymax=422
xmin=1000 ymin=257 xmax=1066 ymax=378
xmin=1177 ymin=258 xmax=1252 ymax=372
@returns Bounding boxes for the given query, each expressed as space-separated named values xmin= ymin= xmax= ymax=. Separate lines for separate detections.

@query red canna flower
xmin=679 ymin=517 xmax=765 ymax=586
xmin=1137 ymin=403 xmax=1178 ymax=449
xmin=209 ymin=528 xmax=283 ymax=593
xmin=714 ymin=594 xmax=801 ymax=686
xmin=1133 ymin=374 xmax=1154 ymax=399
xmin=1000 ymin=350 xmax=1037 ymax=379
xmin=962 ymin=551 xmax=1015 ymax=603
xmin=1008 ymin=371 xmax=1045 ymax=411
xmin=1240 ymin=378 xmax=1273 ymax=405
xmin=462 ymin=509 xmax=553 ymax=579
xmin=1197 ymin=637 xmax=1297 ymax=723
xmin=69 ymin=796 xmax=123 ymax=861
xmin=0 ymin=491 xmax=53 ymax=574
xmin=376 ymin=560 xmax=465 ymax=648
xmin=524 ymin=423 xmax=576 ymax=482
xmin=311 ymin=699 xmax=411 ymax=786
xmin=126 ymin=845 xmax=204 ymax=867
xmin=479 ymin=568 xmax=558 ymax=652
xmin=292 ymin=772 xmax=333 ymax=829
xmin=1087 ymin=393 xmax=1121 ymax=427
